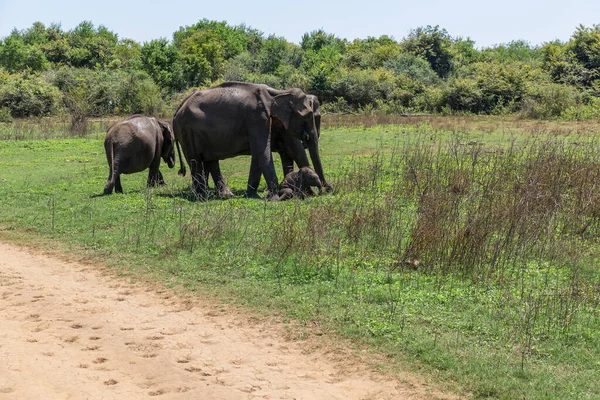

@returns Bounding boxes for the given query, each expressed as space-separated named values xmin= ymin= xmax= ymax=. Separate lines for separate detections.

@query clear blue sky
xmin=1 ymin=0 xmax=599 ymax=48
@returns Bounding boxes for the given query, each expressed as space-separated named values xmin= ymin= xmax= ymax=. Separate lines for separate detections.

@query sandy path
xmin=0 ymin=241 xmax=455 ymax=399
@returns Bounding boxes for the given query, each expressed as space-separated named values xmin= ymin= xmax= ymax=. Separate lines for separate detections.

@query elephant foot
xmin=192 ymin=190 xmax=209 ymax=201
xmin=323 ymin=182 xmax=333 ymax=193
xmin=148 ymin=179 xmax=166 ymax=187
xmin=192 ymin=181 xmax=209 ymax=201
xmin=267 ymin=192 xmax=280 ymax=202
xmin=245 ymin=190 xmax=261 ymax=199
xmin=217 ymin=188 xmax=234 ymax=199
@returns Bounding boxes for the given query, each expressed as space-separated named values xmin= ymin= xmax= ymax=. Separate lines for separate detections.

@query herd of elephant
xmin=103 ymin=82 xmax=331 ymax=201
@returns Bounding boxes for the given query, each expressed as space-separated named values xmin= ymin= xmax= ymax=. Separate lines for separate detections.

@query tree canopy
xmin=1 ymin=20 xmax=600 ymax=120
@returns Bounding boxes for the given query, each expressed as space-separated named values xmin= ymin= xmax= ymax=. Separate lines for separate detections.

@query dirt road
xmin=0 ymin=241 xmax=455 ymax=399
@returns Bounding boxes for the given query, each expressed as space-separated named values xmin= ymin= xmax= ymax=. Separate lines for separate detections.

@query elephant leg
xmin=205 ymin=160 xmax=233 ymax=199
xmin=104 ymin=170 xmax=115 ymax=195
xmin=147 ymin=158 xmax=165 ymax=187
xmin=246 ymin=155 xmax=262 ymax=199
xmin=147 ymin=170 xmax=165 ymax=186
xmin=248 ymin=127 xmax=278 ymax=199
xmin=115 ymin=174 xmax=123 ymax=193
xmin=279 ymin=152 xmax=295 ymax=177
xmin=190 ymin=159 xmax=208 ymax=200
xmin=286 ymin=139 xmax=310 ymax=170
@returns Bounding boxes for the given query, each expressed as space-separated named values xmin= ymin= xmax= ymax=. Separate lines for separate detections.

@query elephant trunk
xmin=308 ymin=142 xmax=325 ymax=184
xmin=314 ymin=176 xmax=323 ymax=195
xmin=305 ymin=122 xmax=328 ymax=190
xmin=175 ymin=138 xmax=186 ymax=176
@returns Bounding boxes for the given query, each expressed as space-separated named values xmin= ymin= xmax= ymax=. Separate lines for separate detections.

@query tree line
xmin=1 ymin=19 xmax=600 ymax=125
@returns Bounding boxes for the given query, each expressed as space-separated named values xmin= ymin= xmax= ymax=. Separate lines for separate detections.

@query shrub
xmin=444 ymin=78 xmax=482 ymax=112
xmin=330 ymin=68 xmax=398 ymax=107
xmin=321 ymin=97 xmax=352 ymax=114
xmin=384 ymin=53 xmax=440 ymax=86
xmin=0 ymin=107 xmax=13 ymax=123
xmin=562 ymin=96 xmax=600 ymax=120
xmin=52 ymin=67 xmax=164 ymax=116
xmin=0 ymin=72 xmax=60 ymax=117
xmin=520 ymin=83 xmax=580 ymax=119
xmin=413 ymin=86 xmax=447 ymax=113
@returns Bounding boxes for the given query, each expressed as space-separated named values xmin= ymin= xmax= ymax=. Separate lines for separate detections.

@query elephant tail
xmin=103 ymin=139 xmax=116 ymax=194
xmin=175 ymin=138 xmax=186 ymax=176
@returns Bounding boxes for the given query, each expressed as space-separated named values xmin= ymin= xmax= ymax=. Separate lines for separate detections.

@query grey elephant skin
xmin=271 ymin=94 xmax=329 ymax=181
xmin=172 ymin=82 xmax=327 ymax=200
xmin=278 ymin=167 xmax=323 ymax=201
xmin=103 ymin=115 xmax=176 ymax=195
xmin=200 ymin=94 xmax=329 ymax=199
xmin=196 ymin=94 xmax=328 ymax=200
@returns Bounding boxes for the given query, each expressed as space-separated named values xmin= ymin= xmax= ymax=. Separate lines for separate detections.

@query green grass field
xmin=1 ymin=116 xmax=600 ymax=399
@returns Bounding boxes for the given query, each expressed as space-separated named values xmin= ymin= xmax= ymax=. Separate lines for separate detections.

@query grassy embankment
xmin=1 ymin=115 xmax=600 ymax=399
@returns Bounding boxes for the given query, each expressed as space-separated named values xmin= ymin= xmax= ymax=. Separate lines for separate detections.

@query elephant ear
xmin=271 ymin=91 xmax=311 ymax=131
xmin=158 ymin=120 xmax=174 ymax=147
xmin=271 ymin=94 xmax=293 ymax=131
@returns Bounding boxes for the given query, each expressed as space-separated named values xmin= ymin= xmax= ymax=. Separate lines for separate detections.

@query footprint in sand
xmin=63 ymin=335 xmax=79 ymax=343
xmin=148 ymin=388 xmax=167 ymax=396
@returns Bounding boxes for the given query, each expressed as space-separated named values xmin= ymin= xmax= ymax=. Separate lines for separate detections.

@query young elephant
xmin=278 ymin=167 xmax=323 ymax=201
xmin=104 ymin=115 xmax=176 ymax=194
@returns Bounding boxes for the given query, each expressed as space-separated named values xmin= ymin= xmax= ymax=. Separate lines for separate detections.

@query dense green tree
xmin=111 ymin=39 xmax=142 ymax=70
xmin=178 ymin=30 xmax=225 ymax=87
xmin=65 ymin=22 xmax=118 ymax=68
xmin=2 ymin=19 xmax=600 ymax=119
xmin=173 ymin=19 xmax=249 ymax=59
xmin=384 ymin=54 xmax=439 ymax=86
xmin=480 ymin=40 xmax=542 ymax=64
xmin=570 ymin=25 xmax=600 ymax=73
xmin=301 ymin=29 xmax=346 ymax=53
xmin=345 ymin=36 xmax=401 ymax=69
xmin=402 ymin=26 xmax=454 ymax=78
xmin=0 ymin=32 xmax=50 ymax=72
xmin=140 ymin=39 xmax=183 ymax=92
xmin=256 ymin=35 xmax=288 ymax=74
xmin=0 ymin=72 xmax=60 ymax=116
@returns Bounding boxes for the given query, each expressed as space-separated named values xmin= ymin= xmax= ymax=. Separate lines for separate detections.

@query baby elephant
xmin=278 ymin=167 xmax=323 ymax=201
xmin=104 ymin=115 xmax=175 ymax=194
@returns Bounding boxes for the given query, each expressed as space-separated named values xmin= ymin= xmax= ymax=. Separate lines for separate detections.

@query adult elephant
xmin=197 ymin=94 xmax=330 ymax=199
xmin=173 ymin=82 xmax=326 ymax=200
xmin=103 ymin=115 xmax=175 ymax=194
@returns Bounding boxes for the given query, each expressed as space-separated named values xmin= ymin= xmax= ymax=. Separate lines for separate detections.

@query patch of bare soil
xmin=0 ymin=241 xmax=459 ymax=399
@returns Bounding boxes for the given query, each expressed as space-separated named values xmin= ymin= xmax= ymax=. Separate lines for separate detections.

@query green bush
xmin=52 ymin=67 xmax=164 ymax=116
xmin=0 ymin=73 xmax=60 ymax=117
xmin=384 ymin=54 xmax=440 ymax=86
xmin=320 ymin=96 xmax=352 ymax=114
xmin=562 ymin=96 xmax=600 ymax=120
xmin=413 ymin=86 xmax=447 ymax=113
xmin=330 ymin=68 xmax=398 ymax=107
xmin=0 ymin=107 xmax=13 ymax=123
xmin=445 ymin=78 xmax=482 ymax=112
xmin=520 ymin=83 xmax=580 ymax=119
